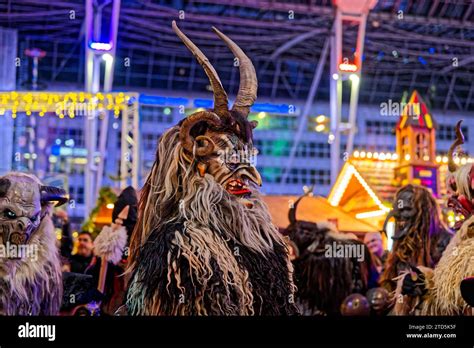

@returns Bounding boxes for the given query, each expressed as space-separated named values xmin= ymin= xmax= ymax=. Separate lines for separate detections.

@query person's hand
xmin=401 ymin=266 xmax=427 ymax=297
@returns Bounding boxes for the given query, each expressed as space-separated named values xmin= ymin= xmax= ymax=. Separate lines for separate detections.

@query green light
xmin=164 ymin=107 xmax=171 ymax=115
xmin=272 ymin=140 xmax=290 ymax=156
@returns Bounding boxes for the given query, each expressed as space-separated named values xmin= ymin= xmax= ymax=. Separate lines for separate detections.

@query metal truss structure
xmin=1 ymin=0 xmax=473 ymax=112
xmin=0 ymin=91 xmax=140 ymax=211
xmin=120 ymin=98 xmax=140 ymax=191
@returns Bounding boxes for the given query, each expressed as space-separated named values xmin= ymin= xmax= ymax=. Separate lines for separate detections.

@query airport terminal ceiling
xmin=1 ymin=0 xmax=474 ymax=110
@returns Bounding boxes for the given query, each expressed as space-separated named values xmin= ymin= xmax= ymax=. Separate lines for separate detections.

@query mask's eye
xmin=4 ymin=209 xmax=17 ymax=219
xmin=30 ymin=213 xmax=39 ymax=224
xmin=227 ymin=162 xmax=238 ymax=171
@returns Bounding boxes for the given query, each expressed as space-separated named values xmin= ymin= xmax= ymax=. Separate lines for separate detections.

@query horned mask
xmin=172 ymin=21 xmax=262 ymax=207
xmin=0 ymin=173 xmax=68 ymax=250
xmin=446 ymin=120 xmax=474 ymax=229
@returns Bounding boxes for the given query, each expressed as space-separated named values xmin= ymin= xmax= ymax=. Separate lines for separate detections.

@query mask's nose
xmin=14 ymin=217 xmax=33 ymax=243
xmin=17 ymin=219 xmax=26 ymax=231
xmin=244 ymin=166 xmax=262 ymax=187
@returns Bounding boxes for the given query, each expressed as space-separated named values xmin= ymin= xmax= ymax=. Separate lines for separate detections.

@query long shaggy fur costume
xmin=0 ymin=173 xmax=62 ymax=315
xmin=380 ymin=185 xmax=452 ymax=293
xmin=394 ymin=121 xmax=474 ymax=315
xmin=394 ymin=216 xmax=474 ymax=315
xmin=393 ymin=217 xmax=474 ymax=316
xmin=126 ymin=128 xmax=298 ymax=315
xmin=287 ymin=220 xmax=374 ymax=315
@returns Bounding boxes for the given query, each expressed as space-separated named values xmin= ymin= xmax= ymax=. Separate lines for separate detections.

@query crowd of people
xmin=51 ymin=186 xmax=138 ymax=315
xmin=0 ymin=21 xmax=472 ymax=317
xmin=41 ymin=173 xmax=471 ymax=317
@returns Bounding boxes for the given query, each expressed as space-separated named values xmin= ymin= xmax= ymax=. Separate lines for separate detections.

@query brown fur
xmin=381 ymin=185 xmax=450 ymax=293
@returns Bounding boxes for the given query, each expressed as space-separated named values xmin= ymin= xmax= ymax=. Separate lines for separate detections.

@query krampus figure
xmin=285 ymin=191 xmax=376 ymax=315
xmin=0 ymin=172 xmax=68 ymax=315
xmin=380 ymin=184 xmax=452 ymax=293
xmin=125 ymin=21 xmax=297 ymax=315
xmin=394 ymin=121 xmax=473 ymax=315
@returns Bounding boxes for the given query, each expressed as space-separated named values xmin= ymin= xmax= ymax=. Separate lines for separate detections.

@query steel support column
xmin=330 ymin=0 xmax=376 ymax=184
xmin=280 ymin=37 xmax=330 ymax=188
xmin=84 ymin=0 xmax=121 ymax=216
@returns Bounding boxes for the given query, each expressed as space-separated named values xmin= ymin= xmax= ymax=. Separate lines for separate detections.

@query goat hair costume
xmin=380 ymin=184 xmax=452 ymax=293
xmin=285 ymin=191 xmax=376 ymax=315
xmin=0 ymin=172 xmax=68 ymax=315
xmin=393 ymin=121 xmax=473 ymax=315
xmin=125 ymin=21 xmax=298 ymax=316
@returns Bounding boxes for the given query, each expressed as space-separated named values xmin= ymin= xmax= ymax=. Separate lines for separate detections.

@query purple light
xmin=90 ymin=42 xmax=112 ymax=51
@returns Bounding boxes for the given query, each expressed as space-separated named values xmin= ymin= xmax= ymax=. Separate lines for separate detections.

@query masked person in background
xmin=95 ymin=186 xmax=138 ymax=314
xmin=0 ymin=172 xmax=68 ymax=315
xmin=286 ymin=190 xmax=377 ymax=315
xmin=380 ymin=184 xmax=452 ymax=294
xmin=394 ymin=121 xmax=473 ymax=315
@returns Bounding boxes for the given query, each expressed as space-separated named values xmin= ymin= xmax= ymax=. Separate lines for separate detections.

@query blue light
xmin=418 ymin=56 xmax=427 ymax=65
xmin=138 ymin=95 xmax=296 ymax=114
xmin=51 ymin=145 xmax=60 ymax=156
xmin=194 ymin=99 xmax=214 ymax=108
xmin=428 ymin=47 xmax=435 ymax=54
xmin=89 ymin=42 xmax=112 ymax=51
xmin=139 ymin=95 xmax=189 ymax=106
xmin=251 ymin=103 xmax=296 ymax=114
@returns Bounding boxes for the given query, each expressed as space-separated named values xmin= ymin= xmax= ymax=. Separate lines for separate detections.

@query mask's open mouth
xmin=393 ymin=219 xmax=410 ymax=240
xmin=397 ymin=220 xmax=407 ymax=230
xmin=225 ymin=179 xmax=251 ymax=197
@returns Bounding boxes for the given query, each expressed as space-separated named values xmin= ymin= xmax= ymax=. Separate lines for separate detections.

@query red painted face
xmin=446 ymin=165 xmax=474 ymax=229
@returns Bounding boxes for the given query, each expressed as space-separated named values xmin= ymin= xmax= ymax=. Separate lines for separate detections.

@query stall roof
xmin=262 ymin=195 xmax=379 ymax=234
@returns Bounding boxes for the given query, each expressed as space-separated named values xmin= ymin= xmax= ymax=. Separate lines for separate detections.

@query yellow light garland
xmin=0 ymin=91 xmax=137 ymax=119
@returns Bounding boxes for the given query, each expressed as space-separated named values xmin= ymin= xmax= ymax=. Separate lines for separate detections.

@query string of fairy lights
xmin=352 ymin=149 xmax=474 ymax=164
xmin=0 ymin=92 xmax=136 ymax=119
xmin=348 ymin=149 xmax=469 ymax=229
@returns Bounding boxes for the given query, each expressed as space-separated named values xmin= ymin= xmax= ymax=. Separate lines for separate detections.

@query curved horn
xmin=172 ymin=21 xmax=229 ymax=116
xmin=179 ymin=111 xmax=222 ymax=157
xmin=448 ymin=120 xmax=465 ymax=173
xmin=40 ymin=186 xmax=69 ymax=206
xmin=381 ymin=210 xmax=395 ymax=237
xmin=114 ymin=205 xmax=130 ymax=227
xmin=288 ymin=187 xmax=313 ymax=224
xmin=212 ymin=27 xmax=257 ymax=118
